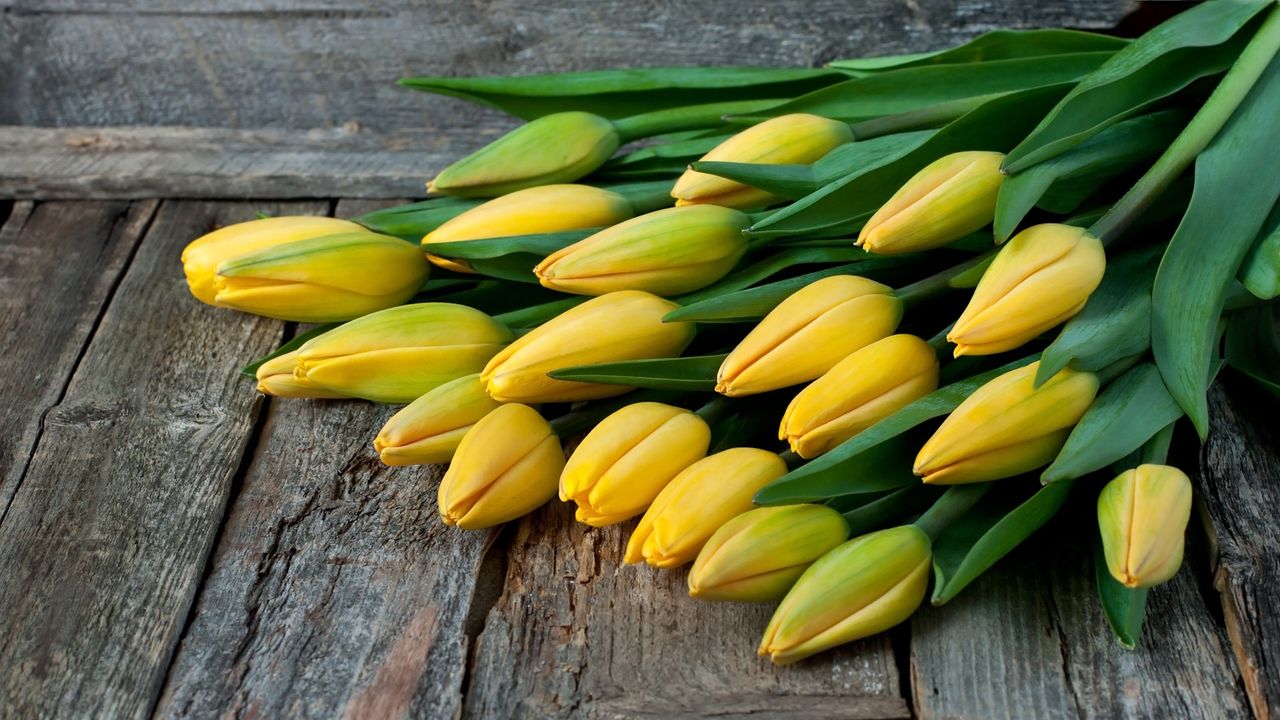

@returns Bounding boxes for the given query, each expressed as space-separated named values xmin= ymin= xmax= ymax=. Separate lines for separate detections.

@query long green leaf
xmin=1239 ymin=200 xmax=1280 ymax=298
xmin=355 ymin=197 xmax=481 ymax=240
xmin=836 ymin=485 xmax=941 ymax=537
xmin=755 ymin=437 xmax=921 ymax=505
xmin=755 ymin=356 xmax=1036 ymax=505
xmin=1041 ymin=364 xmax=1184 ymax=483
xmin=494 ymin=297 xmax=586 ymax=330
xmin=239 ymin=323 xmax=337 ymax=379
xmin=398 ymin=67 xmax=840 ymax=120
xmin=931 ymin=479 xmax=1074 ymax=604
xmin=548 ymin=354 xmax=726 ymax=391
xmin=1154 ymin=52 xmax=1280 ymax=438
xmin=1094 ymin=536 xmax=1149 ymax=649
xmin=1003 ymin=0 xmax=1270 ymax=172
xmin=675 ymin=246 xmax=871 ymax=306
xmin=831 ymin=29 xmax=1127 ymax=71
xmin=426 ymin=229 xmax=593 ymax=260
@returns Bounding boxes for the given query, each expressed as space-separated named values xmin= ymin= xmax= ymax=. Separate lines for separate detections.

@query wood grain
xmin=0 ymin=200 xmax=311 ymax=720
xmin=466 ymin=501 xmax=908 ymax=720
xmin=1200 ymin=382 xmax=1280 ymax=720
xmin=154 ymin=200 xmax=495 ymax=720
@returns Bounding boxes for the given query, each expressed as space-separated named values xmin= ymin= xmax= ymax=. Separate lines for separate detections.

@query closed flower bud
xmin=689 ymin=504 xmax=849 ymax=603
xmin=535 ymin=205 xmax=750 ymax=296
xmin=423 ymin=184 xmax=634 ymax=273
xmin=857 ymin=151 xmax=1005 ymax=254
xmin=254 ymin=350 xmax=346 ymax=399
xmin=717 ymin=275 xmax=901 ymax=397
xmin=561 ymin=402 xmax=711 ymax=526
xmin=295 ymin=303 xmax=513 ymax=403
xmin=482 ymin=291 xmax=695 ymax=403
xmin=672 ymin=114 xmax=854 ymax=209
xmin=373 ymin=374 xmax=503 ymax=466
xmin=211 ymin=231 xmax=432 ymax=323
xmin=182 ymin=216 xmax=373 ymax=306
xmin=1097 ymin=464 xmax=1193 ymax=588
xmin=781 ymin=335 xmax=939 ymax=459
xmin=428 ymin=111 xmax=620 ymax=198
xmin=759 ymin=525 xmax=931 ymax=665
xmin=914 ymin=361 xmax=1098 ymax=485
xmin=438 ymin=403 xmax=563 ymax=529
xmin=948 ymin=224 xmax=1106 ymax=356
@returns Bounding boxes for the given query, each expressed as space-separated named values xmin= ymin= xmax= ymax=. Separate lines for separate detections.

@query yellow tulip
xmin=623 ymin=448 xmax=787 ymax=568
xmin=182 ymin=215 xmax=373 ymax=305
xmin=781 ymin=334 xmax=939 ymax=458
xmin=1097 ymin=464 xmax=1193 ymax=588
xmin=857 ymin=151 xmax=1005 ymax=254
xmin=535 ymin=205 xmax=750 ymax=296
xmin=716 ymin=275 xmax=901 ymax=397
xmin=688 ymin=504 xmax=849 ymax=602
xmin=422 ymin=184 xmax=634 ymax=272
xmin=759 ymin=525 xmax=931 ymax=665
xmin=672 ymin=113 xmax=854 ymax=209
xmin=560 ymin=402 xmax=710 ymax=526
xmin=949 ymin=223 xmax=1106 ymax=356
xmin=914 ymin=361 xmax=1098 ymax=485
xmin=482 ymin=291 xmax=695 ymax=403
xmin=373 ymin=374 xmax=503 ymax=466
xmin=428 ymin=111 xmax=620 ymax=197
xmin=438 ymin=403 xmax=563 ymax=529
xmin=295 ymin=303 xmax=513 ymax=403
xmin=254 ymin=350 xmax=347 ymax=399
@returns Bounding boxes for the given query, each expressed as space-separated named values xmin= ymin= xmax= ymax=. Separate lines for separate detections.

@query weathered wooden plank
xmin=0 ymin=200 xmax=317 ymax=720
xmin=0 ymin=199 xmax=156 ymax=511
xmin=465 ymin=502 xmax=908 ymax=720
xmin=0 ymin=0 xmax=1135 ymax=130
xmin=1200 ymin=382 xmax=1280 ymax=720
xmin=154 ymin=199 xmax=493 ymax=720
xmin=911 ymin=527 xmax=1248 ymax=719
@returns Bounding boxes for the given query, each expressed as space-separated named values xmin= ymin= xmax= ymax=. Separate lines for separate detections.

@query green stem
xmin=610 ymin=179 xmax=678 ymax=214
xmin=1090 ymin=5 xmax=1280 ymax=246
xmin=612 ymin=99 xmax=783 ymax=143
xmin=849 ymin=93 xmax=1005 ymax=139
xmin=926 ymin=324 xmax=954 ymax=356
xmin=913 ymin=483 xmax=992 ymax=541
xmin=895 ymin=250 xmax=995 ymax=309
xmin=694 ymin=396 xmax=735 ymax=426
xmin=494 ymin=297 xmax=586 ymax=329
xmin=1140 ymin=422 xmax=1176 ymax=466
xmin=779 ymin=449 xmax=804 ymax=471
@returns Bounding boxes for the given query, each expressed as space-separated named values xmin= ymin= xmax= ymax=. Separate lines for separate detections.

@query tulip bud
xmin=914 ymin=361 xmax=1098 ymax=485
xmin=560 ymin=402 xmax=711 ymax=526
xmin=482 ymin=291 xmax=695 ymax=403
xmin=624 ymin=448 xmax=787 ymax=568
xmin=688 ymin=504 xmax=849 ymax=603
xmin=948 ymin=224 xmax=1105 ymax=356
xmin=781 ymin=334 xmax=939 ymax=459
xmin=759 ymin=525 xmax=931 ymax=665
xmin=373 ymin=374 xmax=503 ymax=466
xmin=1097 ymin=464 xmax=1193 ymax=588
xmin=717 ymin=275 xmax=901 ymax=397
xmin=254 ymin=350 xmax=347 ymax=399
xmin=182 ymin=216 xmax=374 ymax=306
xmin=672 ymin=114 xmax=854 ymax=209
xmin=857 ymin=151 xmax=1005 ymax=254
xmin=535 ymin=205 xmax=750 ymax=296
xmin=423 ymin=184 xmax=635 ymax=273
xmin=295 ymin=303 xmax=514 ymax=403
xmin=428 ymin=112 xmax=620 ymax=198
xmin=438 ymin=403 xmax=563 ymax=529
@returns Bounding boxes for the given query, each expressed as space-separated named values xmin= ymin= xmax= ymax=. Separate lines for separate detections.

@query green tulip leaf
xmin=1037 ymin=246 xmax=1160 ymax=384
xmin=398 ymin=67 xmax=840 ymax=120
xmin=755 ymin=356 xmax=1036 ymax=506
xmin=548 ymin=353 xmax=727 ymax=391
xmin=1041 ymin=363 xmax=1184 ymax=484
xmin=1002 ymin=0 xmax=1270 ymax=173
xmin=494 ymin=297 xmax=587 ymax=330
xmin=355 ymin=197 xmax=480 ymax=240
xmin=1224 ymin=304 xmax=1280 ymax=396
xmin=830 ymin=29 xmax=1127 ymax=71
xmin=756 ymin=436 xmax=921 ymax=505
xmin=429 ymin=280 xmax=563 ymax=316
xmin=676 ymin=246 xmax=878 ymax=306
xmin=1154 ymin=52 xmax=1280 ymax=439
xmin=994 ymin=111 xmax=1186 ymax=242
xmin=1095 ymin=534 xmax=1149 ymax=650
xmin=596 ymin=133 xmax=731 ymax=180
xmin=838 ymin=485 xmax=942 ymax=537
xmin=931 ymin=479 xmax=1075 ymax=604
xmin=1239 ymin=200 xmax=1280 ymax=299
xmin=239 ymin=323 xmax=339 ymax=379
xmin=425 ymin=229 xmax=593 ymax=260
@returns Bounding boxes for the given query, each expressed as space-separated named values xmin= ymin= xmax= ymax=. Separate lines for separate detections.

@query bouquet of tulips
xmin=181 ymin=0 xmax=1280 ymax=661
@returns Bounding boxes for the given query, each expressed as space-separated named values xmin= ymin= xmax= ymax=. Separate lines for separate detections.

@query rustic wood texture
xmin=1200 ymin=382 xmax=1280 ymax=720
xmin=0 ymin=200 xmax=309 ymax=719
xmin=466 ymin=502 xmax=908 ymax=720
xmin=910 ymin=532 xmax=1249 ymax=720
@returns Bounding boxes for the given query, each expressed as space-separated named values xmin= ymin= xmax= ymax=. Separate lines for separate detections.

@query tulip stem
xmin=694 ymin=396 xmax=734 ymax=426
xmin=611 ymin=99 xmax=783 ymax=143
xmin=1141 ymin=422 xmax=1176 ymax=466
xmin=1090 ymin=4 xmax=1280 ymax=247
xmin=912 ymin=483 xmax=992 ymax=541
xmin=895 ymin=251 xmax=995 ymax=309
xmin=778 ymin=449 xmax=804 ymax=470
xmin=849 ymin=93 xmax=1004 ymax=140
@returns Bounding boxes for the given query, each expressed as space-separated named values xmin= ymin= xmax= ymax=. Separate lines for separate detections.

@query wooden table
xmin=2 ymin=2 xmax=1277 ymax=718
